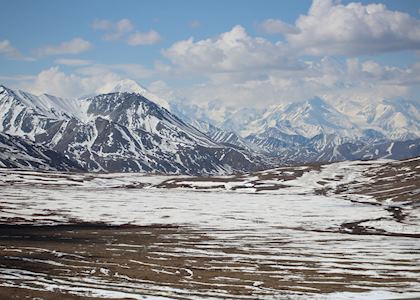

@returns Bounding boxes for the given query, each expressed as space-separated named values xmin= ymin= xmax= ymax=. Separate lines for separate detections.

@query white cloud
xmin=55 ymin=58 xmax=91 ymax=66
xmin=258 ymin=19 xmax=299 ymax=35
xmin=92 ymin=18 xmax=161 ymax=46
xmin=0 ymin=40 xmax=33 ymax=61
xmin=163 ymin=25 xmax=301 ymax=74
xmin=19 ymin=67 xmax=115 ymax=98
xmin=154 ymin=61 xmax=173 ymax=75
xmin=116 ymin=19 xmax=134 ymax=32
xmin=35 ymin=38 xmax=92 ymax=56
xmin=5 ymin=0 xmax=420 ymax=109
xmin=147 ymin=80 xmax=180 ymax=104
xmin=346 ymin=58 xmax=420 ymax=87
xmin=7 ymin=55 xmax=419 ymax=109
xmin=166 ymin=56 xmax=420 ymax=108
xmin=158 ymin=17 xmax=420 ymax=107
xmin=127 ymin=30 xmax=161 ymax=46
xmin=287 ymin=0 xmax=420 ymax=55
xmin=92 ymin=19 xmax=134 ymax=41
xmin=14 ymin=63 xmax=156 ymax=98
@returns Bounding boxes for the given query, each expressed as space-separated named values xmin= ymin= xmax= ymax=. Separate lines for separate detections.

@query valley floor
xmin=0 ymin=158 xmax=419 ymax=299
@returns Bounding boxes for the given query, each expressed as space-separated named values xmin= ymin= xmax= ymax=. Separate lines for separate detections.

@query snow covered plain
xmin=0 ymin=158 xmax=419 ymax=299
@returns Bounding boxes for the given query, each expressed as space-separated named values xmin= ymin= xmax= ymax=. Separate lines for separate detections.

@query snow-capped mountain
xmin=240 ymin=97 xmax=419 ymax=162
xmin=242 ymin=98 xmax=358 ymax=139
xmin=1 ymin=80 xmax=419 ymax=172
xmin=97 ymin=79 xmax=170 ymax=110
xmin=173 ymin=96 xmax=419 ymax=163
xmin=0 ymin=84 xmax=264 ymax=174
xmin=170 ymin=101 xmax=261 ymax=153
xmin=334 ymin=99 xmax=420 ymax=140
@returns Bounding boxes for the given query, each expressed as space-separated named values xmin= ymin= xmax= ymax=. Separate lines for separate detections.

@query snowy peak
xmin=85 ymin=92 xmax=218 ymax=148
xmin=103 ymin=79 xmax=144 ymax=94
xmin=284 ymin=97 xmax=350 ymax=126
xmin=242 ymin=97 xmax=356 ymax=139
xmin=0 ymin=85 xmax=84 ymax=121
xmin=335 ymin=99 xmax=420 ymax=140
xmin=242 ymin=96 xmax=420 ymax=142
xmin=97 ymin=79 xmax=170 ymax=110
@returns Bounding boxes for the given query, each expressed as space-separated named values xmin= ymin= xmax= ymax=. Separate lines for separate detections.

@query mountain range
xmin=0 ymin=83 xmax=263 ymax=174
xmin=0 ymin=80 xmax=419 ymax=174
xmin=172 ymin=93 xmax=420 ymax=164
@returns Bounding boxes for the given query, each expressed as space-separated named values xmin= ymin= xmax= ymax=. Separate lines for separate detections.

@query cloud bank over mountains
xmin=1 ymin=0 xmax=419 ymax=108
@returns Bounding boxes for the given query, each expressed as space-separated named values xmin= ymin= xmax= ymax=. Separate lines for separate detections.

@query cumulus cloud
xmin=0 ymin=40 xmax=33 ymax=61
xmin=14 ymin=62 xmax=157 ymax=98
xmin=5 ymin=0 xmax=420 ymax=109
xmin=258 ymin=19 xmax=299 ymax=35
xmin=35 ymin=38 xmax=92 ymax=56
xmin=346 ymin=58 xmax=420 ymax=87
xmin=157 ymin=11 xmax=420 ymax=107
xmin=167 ymin=56 xmax=420 ymax=108
xmin=287 ymin=0 xmax=420 ymax=55
xmin=20 ymin=66 xmax=119 ymax=98
xmin=127 ymin=30 xmax=161 ymax=45
xmin=163 ymin=25 xmax=301 ymax=74
xmin=7 ymin=56 xmax=419 ymax=109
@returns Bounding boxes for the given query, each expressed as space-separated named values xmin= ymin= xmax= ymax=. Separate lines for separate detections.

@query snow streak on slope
xmin=2 ymin=81 xmax=419 ymax=171
xmin=242 ymin=98 xmax=357 ymax=139
xmin=0 ymin=132 xmax=84 ymax=171
xmin=334 ymin=99 xmax=420 ymax=140
xmin=172 ymin=96 xmax=420 ymax=164
xmin=0 ymin=85 xmax=262 ymax=174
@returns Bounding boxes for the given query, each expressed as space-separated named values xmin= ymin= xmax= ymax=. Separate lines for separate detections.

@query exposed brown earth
xmin=0 ymin=223 xmax=418 ymax=299
xmin=336 ymin=157 xmax=420 ymax=204
xmin=156 ymin=165 xmax=320 ymax=191
xmin=0 ymin=158 xmax=419 ymax=299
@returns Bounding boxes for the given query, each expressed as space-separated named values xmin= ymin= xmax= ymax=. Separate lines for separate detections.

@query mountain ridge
xmin=0 ymin=84 xmax=265 ymax=174
xmin=172 ymin=96 xmax=420 ymax=163
xmin=1 ymin=82 xmax=419 ymax=173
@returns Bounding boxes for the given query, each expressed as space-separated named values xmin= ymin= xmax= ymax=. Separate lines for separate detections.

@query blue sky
xmin=1 ymin=0 xmax=419 ymax=106
xmin=2 ymin=0 xmax=310 ymax=73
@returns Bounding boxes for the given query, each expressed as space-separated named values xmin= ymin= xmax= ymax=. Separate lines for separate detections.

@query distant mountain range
xmin=172 ymin=94 xmax=420 ymax=164
xmin=0 ymin=80 xmax=419 ymax=174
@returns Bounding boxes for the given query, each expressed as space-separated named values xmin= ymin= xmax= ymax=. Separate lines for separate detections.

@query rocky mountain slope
xmin=0 ymin=132 xmax=84 ymax=171
xmin=0 ymin=84 xmax=263 ymax=174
